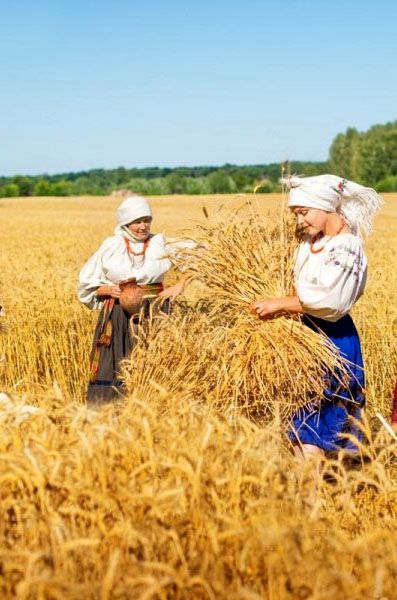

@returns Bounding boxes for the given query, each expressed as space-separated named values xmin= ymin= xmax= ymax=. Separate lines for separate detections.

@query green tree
xmin=207 ymin=171 xmax=237 ymax=194
xmin=34 ymin=179 xmax=52 ymax=196
xmin=231 ymin=173 xmax=250 ymax=192
xmin=165 ymin=173 xmax=187 ymax=194
xmin=12 ymin=176 xmax=34 ymax=196
xmin=3 ymin=183 xmax=20 ymax=197
xmin=355 ymin=122 xmax=397 ymax=185
xmin=328 ymin=120 xmax=397 ymax=186
xmin=329 ymin=128 xmax=360 ymax=179
xmin=184 ymin=177 xmax=209 ymax=195
xmin=253 ymin=179 xmax=278 ymax=193
xmin=51 ymin=180 xmax=73 ymax=196
xmin=376 ymin=175 xmax=397 ymax=192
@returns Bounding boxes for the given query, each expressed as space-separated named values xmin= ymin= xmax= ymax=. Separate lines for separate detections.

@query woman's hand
xmin=159 ymin=273 xmax=193 ymax=303
xmin=96 ymin=284 xmax=121 ymax=299
xmin=250 ymin=297 xmax=282 ymax=319
xmin=108 ymin=285 xmax=121 ymax=299
xmin=250 ymin=295 xmax=304 ymax=318
xmin=158 ymin=281 xmax=185 ymax=302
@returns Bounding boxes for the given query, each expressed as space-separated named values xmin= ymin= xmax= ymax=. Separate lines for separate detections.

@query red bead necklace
xmin=124 ymin=236 xmax=150 ymax=258
xmin=310 ymin=217 xmax=346 ymax=254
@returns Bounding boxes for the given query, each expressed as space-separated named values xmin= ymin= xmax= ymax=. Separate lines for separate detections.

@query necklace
xmin=124 ymin=236 xmax=150 ymax=259
xmin=310 ymin=217 xmax=346 ymax=254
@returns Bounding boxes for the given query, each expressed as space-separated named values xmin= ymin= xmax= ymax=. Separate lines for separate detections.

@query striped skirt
xmin=87 ymin=298 xmax=170 ymax=406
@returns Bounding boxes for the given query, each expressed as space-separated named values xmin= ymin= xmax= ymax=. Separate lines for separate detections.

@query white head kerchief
xmin=117 ymin=196 xmax=152 ymax=226
xmin=282 ymin=174 xmax=383 ymax=236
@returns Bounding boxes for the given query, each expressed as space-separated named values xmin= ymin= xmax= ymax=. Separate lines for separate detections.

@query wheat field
xmin=0 ymin=193 xmax=396 ymax=599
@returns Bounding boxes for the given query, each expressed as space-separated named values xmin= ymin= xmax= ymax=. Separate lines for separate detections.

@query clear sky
xmin=1 ymin=0 xmax=396 ymax=175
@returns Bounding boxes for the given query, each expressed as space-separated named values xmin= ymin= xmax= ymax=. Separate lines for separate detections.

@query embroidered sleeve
xmin=324 ymin=244 xmax=365 ymax=280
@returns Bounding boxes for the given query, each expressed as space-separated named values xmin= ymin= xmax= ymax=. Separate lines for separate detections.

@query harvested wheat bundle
xmin=123 ymin=305 xmax=345 ymax=423
xmin=175 ymin=202 xmax=296 ymax=311
xmin=122 ymin=309 xmax=223 ymax=407
xmin=123 ymin=203 xmax=347 ymax=422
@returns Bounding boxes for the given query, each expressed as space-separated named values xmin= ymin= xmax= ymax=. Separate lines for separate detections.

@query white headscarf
xmin=281 ymin=174 xmax=383 ymax=236
xmin=117 ymin=196 xmax=152 ymax=226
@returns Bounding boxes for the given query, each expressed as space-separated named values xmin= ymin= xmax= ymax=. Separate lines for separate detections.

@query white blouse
xmin=294 ymin=233 xmax=367 ymax=322
xmin=78 ymin=226 xmax=174 ymax=309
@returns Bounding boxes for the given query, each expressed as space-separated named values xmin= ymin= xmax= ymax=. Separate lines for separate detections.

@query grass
xmin=0 ymin=193 xmax=396 ymax=599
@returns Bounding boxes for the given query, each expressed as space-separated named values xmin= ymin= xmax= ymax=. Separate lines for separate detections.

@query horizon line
xmin=0 ymin=158 xmax=328 ymax=179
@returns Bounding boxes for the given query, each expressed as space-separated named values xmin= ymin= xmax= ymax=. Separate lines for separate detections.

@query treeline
xmin=1 ymin=120 xmax=396 ymax=197
xmin=329 ymin=120 xmax=397 ymax=191
xmin=0 ymin=162 xmax=328 ymax=197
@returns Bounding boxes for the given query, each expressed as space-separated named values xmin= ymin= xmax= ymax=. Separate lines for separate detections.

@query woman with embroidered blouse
xmin=78 ymin=196 xmax=191 ymax=404
xmin=251 ymin=174 xmax=382 ymax=457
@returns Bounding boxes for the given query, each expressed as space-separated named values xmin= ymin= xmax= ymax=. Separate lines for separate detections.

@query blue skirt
xmin=288 ymin=314 xmax=365 ymax=452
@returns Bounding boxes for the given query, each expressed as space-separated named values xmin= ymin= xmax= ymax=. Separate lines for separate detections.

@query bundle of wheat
xmin=123 ymin=202 xmax=346 ymax=422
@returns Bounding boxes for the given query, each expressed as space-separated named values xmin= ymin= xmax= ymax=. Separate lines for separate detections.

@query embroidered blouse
xmin=78 ymin=226 xmax=174 ymax=309
xmin=294 ymin=233 xmax=367 ymax=322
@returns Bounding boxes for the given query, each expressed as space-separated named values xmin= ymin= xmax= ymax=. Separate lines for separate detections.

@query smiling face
xmin=291 ymin=206 xmax=329 ymax=237
xmin=127 ymin=216 xmax=152 ymax=240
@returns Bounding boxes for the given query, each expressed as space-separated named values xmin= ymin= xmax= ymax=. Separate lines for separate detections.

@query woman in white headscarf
xmin=78 ymin=196 xmax=191 ymax=404
xmin=251 ymin=174 xmax=382 ymax=458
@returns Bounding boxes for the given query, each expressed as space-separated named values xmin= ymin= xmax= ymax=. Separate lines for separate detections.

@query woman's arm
xmin=78 ymin=237 xmax=115 ymax=309
xmin=251 ymin=295 xmax=304 ymax=318
xmin=158 ymin=272 xmax=195 ymax=302
xmin=96 ymin=284 xmax=121 ymax=299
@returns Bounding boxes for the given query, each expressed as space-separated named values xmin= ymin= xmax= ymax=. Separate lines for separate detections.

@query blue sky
xmin=1 ymin=0 xmax=396 ymax=175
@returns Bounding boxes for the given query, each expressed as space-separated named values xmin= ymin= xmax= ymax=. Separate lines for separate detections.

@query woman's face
xmin=127 ymin=216 xmax=152 ymax=240
xmin=292 ymin=206 xmax=328 ymax=237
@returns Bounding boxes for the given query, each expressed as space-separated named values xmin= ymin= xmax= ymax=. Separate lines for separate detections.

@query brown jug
xmin=119 ymin=278 xmax=146 ymax=316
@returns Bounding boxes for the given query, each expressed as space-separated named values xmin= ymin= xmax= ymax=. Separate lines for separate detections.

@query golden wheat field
xmin=0 ymin=193 xmax=396 ymax=599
